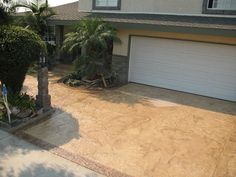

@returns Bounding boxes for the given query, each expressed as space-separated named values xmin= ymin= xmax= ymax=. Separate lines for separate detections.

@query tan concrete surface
xmin=23 ymin=66 xmax=236 ymax=177
xmin=0 ymin=130 xmax=104 ymax=177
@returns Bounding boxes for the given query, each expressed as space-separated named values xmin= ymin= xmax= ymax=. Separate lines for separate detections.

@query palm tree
xmin=11 ymin=0 xmax=54 ymax=37
xmin=62 ymin=18 xmax=120 ymax=79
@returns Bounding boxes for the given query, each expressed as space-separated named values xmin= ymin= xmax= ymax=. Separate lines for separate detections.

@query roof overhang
xmin=47 ymin=12 xmax=236 ymax=37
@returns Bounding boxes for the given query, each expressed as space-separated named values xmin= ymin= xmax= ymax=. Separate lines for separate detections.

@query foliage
xmin=8 ymin=93 xmax=36 ymax=112
xmin=0 ymin=26 xmax=46 ymax=94
xmin=62 ymin=18 xmax=121 ymax=79
xmin=11 ymin=0 xmax=56 ymax=68
xmin=11 ymin=0 xmax=55 ymax=36
xmin=27 ymin=62 xmax=38 ymax=75
xmin=0 ymin=98 xmax=6 ymax=120
xmin=0 ymin=93 xmax=36 ymax=122
xmin=0 ymin=0 xmax=13 ymax=25
xmin=46 ymin=42 xmax=56 ymax=58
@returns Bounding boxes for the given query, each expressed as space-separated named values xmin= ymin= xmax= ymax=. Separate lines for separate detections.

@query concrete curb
xmin=0 ymin=109 xmax=55 ymax=133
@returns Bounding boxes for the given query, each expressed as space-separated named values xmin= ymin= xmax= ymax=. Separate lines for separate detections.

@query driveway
xmin=0 ymin=130 xmax=104 ymax=177
xmin=21 ymin=66 xmax=236 ymax=177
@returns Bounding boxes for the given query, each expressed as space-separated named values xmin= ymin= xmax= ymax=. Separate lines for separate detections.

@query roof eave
xmin=48 ymin=18 xmax=236 ymax=38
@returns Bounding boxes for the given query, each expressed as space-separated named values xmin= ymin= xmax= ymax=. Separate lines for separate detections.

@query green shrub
xmin=8 ymin=93 xmax=36 ymax=112
xmin=0 ymin=4 xmax=10 ymax=25
xmin=0 ymin=26 xmax=46 ymax=94
xmin=0 ymin=98 xmax=6 ymax=120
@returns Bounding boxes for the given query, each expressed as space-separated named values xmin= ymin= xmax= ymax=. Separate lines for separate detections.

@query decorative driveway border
xmin=14 ymin=130 xmax=133 ymax=177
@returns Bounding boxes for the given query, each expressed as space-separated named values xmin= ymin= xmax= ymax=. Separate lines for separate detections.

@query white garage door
xmin=129 ymin=36 xmax=236 ymax=101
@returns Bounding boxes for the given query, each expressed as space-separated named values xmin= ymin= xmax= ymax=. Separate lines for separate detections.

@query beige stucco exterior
xmin=78 ymin=0 xmax=92 ymax=12
xmin=77 ymin=0 xmax=236 ymax=56
xmin=79 ymin=0 xmax=203 ymax=14
xmin=113 ymin=29 xmax=236 ymax=56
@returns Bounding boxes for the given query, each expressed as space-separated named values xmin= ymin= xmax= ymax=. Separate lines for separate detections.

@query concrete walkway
xmin=0 ymin=130 xmax=104 ymax=177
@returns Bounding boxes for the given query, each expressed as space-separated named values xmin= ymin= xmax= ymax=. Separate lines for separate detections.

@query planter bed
xmin=0 ymin=109 xmax=54 ymax=133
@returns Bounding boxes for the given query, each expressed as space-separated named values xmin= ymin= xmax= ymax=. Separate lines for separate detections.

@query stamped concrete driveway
xmin=0 ymin=130 xmax=104 ymax=177
xmin=22 ymin=67 xmax=236 ymax=177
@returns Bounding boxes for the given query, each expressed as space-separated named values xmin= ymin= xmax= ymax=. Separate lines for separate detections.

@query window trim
xmin=202 ymin=0 xmax=236 ymax=15
xmin=92 ymin=0 xmax=121 ymax=10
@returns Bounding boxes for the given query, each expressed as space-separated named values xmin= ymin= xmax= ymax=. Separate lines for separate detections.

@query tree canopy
xmin=0 ymin=26 xmax=46 ymax=93
xmin=11 ymin=0 xmax=55 ymax=36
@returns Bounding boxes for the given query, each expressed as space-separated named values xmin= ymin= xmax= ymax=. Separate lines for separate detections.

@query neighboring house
xmin=49 ymin=0 xmax=236 ymax=102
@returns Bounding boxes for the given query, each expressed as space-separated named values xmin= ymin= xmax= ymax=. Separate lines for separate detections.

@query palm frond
xmin=62 ymin=18 xmax=121 ymax=78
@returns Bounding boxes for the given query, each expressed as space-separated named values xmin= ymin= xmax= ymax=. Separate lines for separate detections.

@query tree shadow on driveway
xmin=0 ymin=129 xmax=100 ymax=177
xmin=21 ymin=108 xmax=81 ymax=147
xmin=87 ymin=83 xmax=236 ymax=115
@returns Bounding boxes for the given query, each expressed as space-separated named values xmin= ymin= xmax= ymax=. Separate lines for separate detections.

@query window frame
xmin=92 ymin=0 xmax=121 ymax=10
xmin=202 ymin=0 xmax=236 ymax=15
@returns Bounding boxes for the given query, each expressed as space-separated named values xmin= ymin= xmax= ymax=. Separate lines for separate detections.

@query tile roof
xmin=50 ymin=1 xmax=81 ymax=21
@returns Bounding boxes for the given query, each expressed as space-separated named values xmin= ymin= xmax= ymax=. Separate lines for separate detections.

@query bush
xmin=0 ymin=4 xmax=11 ymax=25
xmin=0 ymin=98 xmax=6 ymax=120
xmin=8 ymin=93 xmax=36 ymax=112
xmin=0 ymin=26 xmax=46 ymax=94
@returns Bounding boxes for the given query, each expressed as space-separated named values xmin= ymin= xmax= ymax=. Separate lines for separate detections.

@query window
xmin=203 ymin=0 xmax=236 ymax=14
xmin=96 ymin=0 xmax=118 ymax=7
xmin=208 ymin=0 xmax=236 ymax=10
xmin=93 ymin=0 xmax=121 ymax=10
xmin=43 ymin=25 xmax=56 ymax=45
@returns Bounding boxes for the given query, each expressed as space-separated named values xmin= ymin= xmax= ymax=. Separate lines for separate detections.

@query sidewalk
xmin=0 ymin=130 xmax=104 ymax=177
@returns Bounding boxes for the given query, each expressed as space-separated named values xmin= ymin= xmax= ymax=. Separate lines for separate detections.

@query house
xmin=49 ymin=0 xmax=236 ymax=102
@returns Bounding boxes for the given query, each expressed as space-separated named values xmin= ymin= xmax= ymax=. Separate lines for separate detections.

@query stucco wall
xmin=79 ymin=0 xmax=203 ymax=14
xmin=113 ymin=29 xmax=236 ymax=56
xmin=78 ymin=0 xmax=92 ymax=11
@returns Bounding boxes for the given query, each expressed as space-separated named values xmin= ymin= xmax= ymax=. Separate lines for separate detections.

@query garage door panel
xmin=131 ymin=60 xmax=236 ymax=81
xmin=131 ymin=74 xmax=236 ymax=101
xmin=129 ymin=37 xmax=236 ymax=101
xmin=130 ymin=69 xmax=236 ymax=91
xmin=133 ymin=50 xmax=236 ymax=72
xmin=132 ymin=74 xmax=231 ymax=95
xmin=133 ymin=38 xmax=234 ymax=59
xmin=132 ymin=59 xmax=233 ymax=74
xmin=131 ymin=61 xmax=236 ymax=88
xmin=133 ymin=37 xmax=236 ymax=59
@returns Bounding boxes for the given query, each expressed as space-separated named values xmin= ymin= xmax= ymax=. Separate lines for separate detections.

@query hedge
xmin=0 ymin=26 xmax=46 ymax=94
